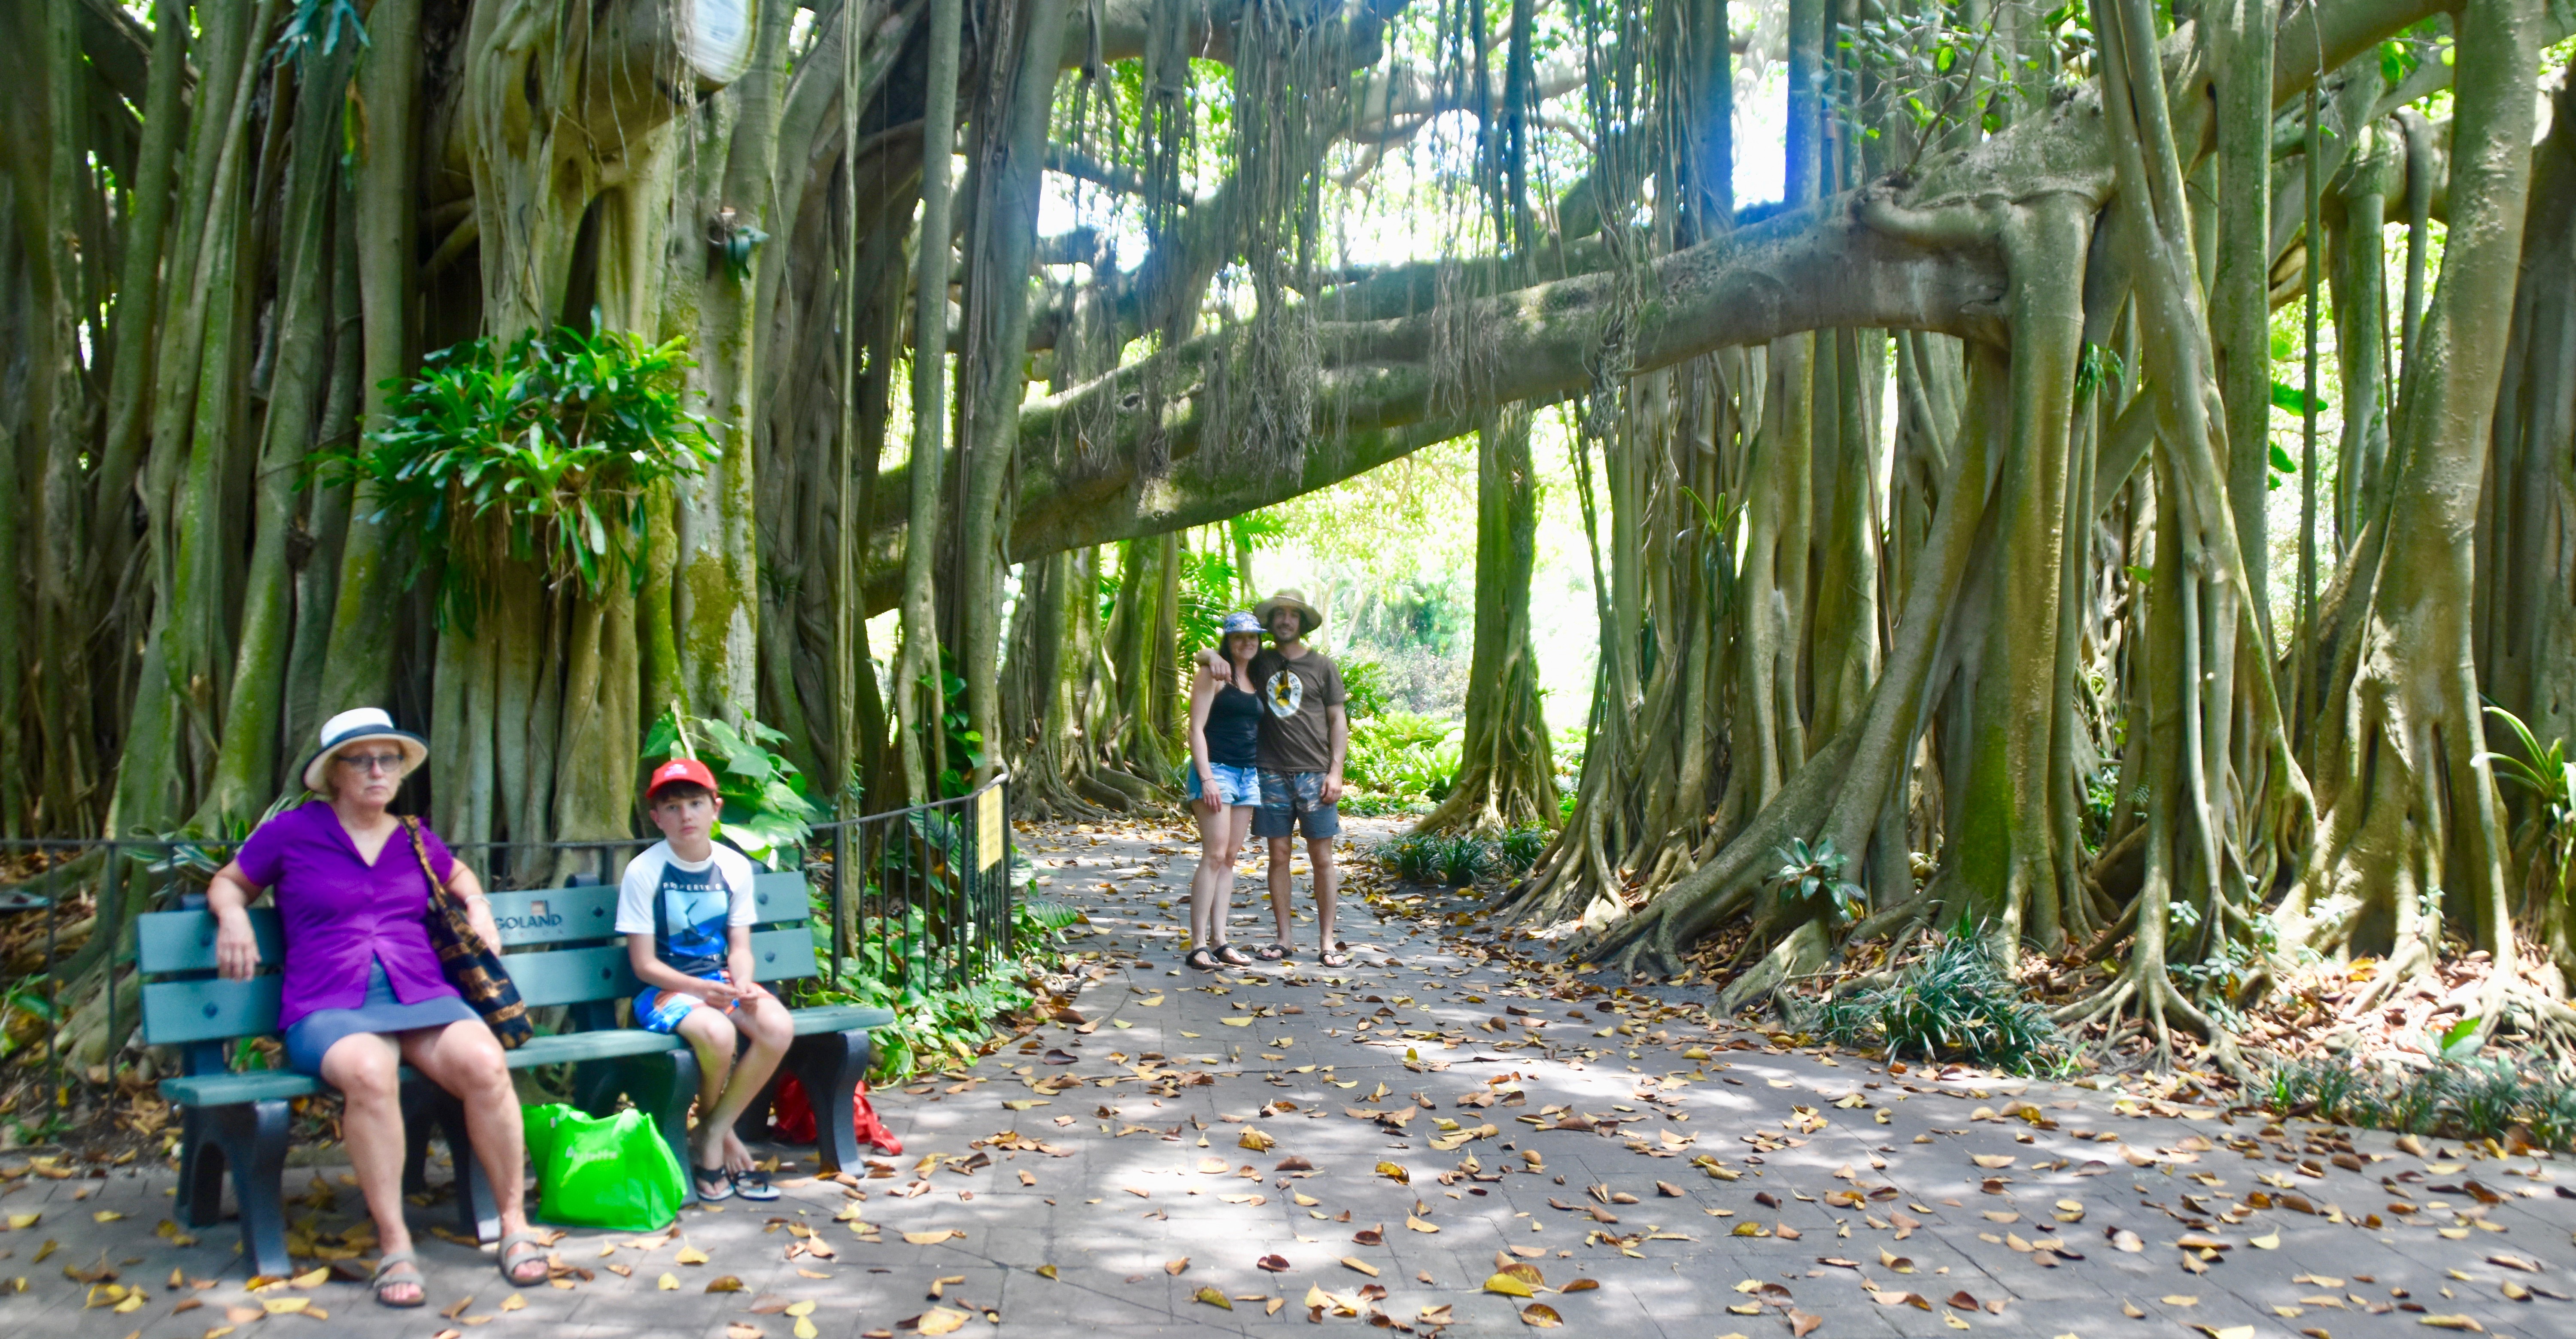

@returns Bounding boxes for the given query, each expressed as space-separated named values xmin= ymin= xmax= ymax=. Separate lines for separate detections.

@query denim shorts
xmin=1187 ymin=762 xmax=1262 ymax=808
xmin=634 ymin=971 xmax=735 ymax=1034
xmin=1253 ymin=769 xmax=1341 ymax=841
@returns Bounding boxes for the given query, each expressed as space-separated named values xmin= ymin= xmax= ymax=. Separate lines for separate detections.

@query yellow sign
xmin=976 ymin=784 xmax=1004 ymax=870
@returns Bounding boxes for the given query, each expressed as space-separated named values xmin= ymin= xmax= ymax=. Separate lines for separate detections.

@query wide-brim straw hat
xmin=299 ymin=707 xmax=429 ymax=792
xmin=1252 ymin=589 xmax=1323 ymax=637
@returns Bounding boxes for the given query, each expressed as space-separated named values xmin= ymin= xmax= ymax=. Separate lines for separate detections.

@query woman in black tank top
xmin=1184 ymin=613 xmax=1269 ymax=969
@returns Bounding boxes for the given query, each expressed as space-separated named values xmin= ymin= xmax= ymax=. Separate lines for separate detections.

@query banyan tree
xmin=7 ymin=0 xmax=2576 ymax=1067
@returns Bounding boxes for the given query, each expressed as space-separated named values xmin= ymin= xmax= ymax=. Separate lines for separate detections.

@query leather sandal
xmin=1184 ymin=947 xmax=1219 ymax=971
xmin=1252 ymin=942 xmax=1290 ymax=962
xmin=498 ymin=1230 xmax=550 ymax=1286
xmin=369 ymin=1250 xmax=426 ymax=1308
xmin=1215 ymin=943 xmax=1254 ymax=967
xmin=1318 ymin=949 xmax=1349 ymax=968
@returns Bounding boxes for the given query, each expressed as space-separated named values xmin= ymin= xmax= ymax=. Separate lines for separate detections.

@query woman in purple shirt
xmin=207 ymin=709 xmax=547 ymax=1305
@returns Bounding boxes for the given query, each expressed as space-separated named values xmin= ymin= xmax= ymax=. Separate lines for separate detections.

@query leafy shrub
xmin=1767 ymin=837 xmax=1865 ymax=926
xmin=1382 ymin=832 xmax=1444 ymax=883
xmin=2254 ymin=1046 xmax=2576 ymax=1150
xmin=314 ymin=322 xmax=717 ymax=626
xmin=1340 ymin=658 xmax=1395 ymax=720
xmin=1434 ymin=834 xmax=1488 ymax=888
xmin=1811 ymin=936 xmax=2063 ymax=1073
xmin=1496 ymin=825 xmax=1551 ymax=874
xmin=1344 ymin=711 xmax=1461 ymax=805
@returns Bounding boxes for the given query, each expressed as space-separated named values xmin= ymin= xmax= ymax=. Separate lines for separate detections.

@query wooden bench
xmin=139 ymin=871 xmax=889 ymax=1273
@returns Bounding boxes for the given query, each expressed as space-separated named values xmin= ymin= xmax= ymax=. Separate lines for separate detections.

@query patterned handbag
xmin=406 ymin=817 xmax=533 ymax=1049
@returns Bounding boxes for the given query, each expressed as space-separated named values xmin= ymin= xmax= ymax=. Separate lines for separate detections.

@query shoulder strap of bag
xmin=404 ymin=816 xmax=444 ymax=901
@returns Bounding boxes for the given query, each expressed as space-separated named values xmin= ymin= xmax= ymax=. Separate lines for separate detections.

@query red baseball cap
xmin=646 ymin=756 xmax=719 ymax=800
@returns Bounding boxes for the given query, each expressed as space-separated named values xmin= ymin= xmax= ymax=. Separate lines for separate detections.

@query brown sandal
xmin=1215 ymin=943 xmax=1254 ymax=967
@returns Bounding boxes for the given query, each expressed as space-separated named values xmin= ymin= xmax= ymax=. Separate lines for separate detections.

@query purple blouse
xmin=232 ymin=802 xmax=462 ymax=1029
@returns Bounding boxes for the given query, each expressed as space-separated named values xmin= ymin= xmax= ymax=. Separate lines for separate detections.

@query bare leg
xmin=1190 ymin=804 xmax=1232 ymax=950
xmin=673 ymin=1006 xmax=739 ymax=1169
xmin=321 ymin=1034 xmax=418 ymax=1303
xmin=1218 ymin=806 xmax=1254 ymax=946
xmin=1309 ymin=835 xmax=1339 ymax=954
xmin=1268 ymin=835 xmax=1297 ymax=947
xmin=700 ymin=996 xmax=792 ymax=1174
xmin=401 ymin=1020 xmax=539 ymax=1280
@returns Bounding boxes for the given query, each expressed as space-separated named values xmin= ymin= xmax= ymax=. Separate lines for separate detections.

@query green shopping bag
xmin=522 ymin=1102 xmax=687 ymax=1232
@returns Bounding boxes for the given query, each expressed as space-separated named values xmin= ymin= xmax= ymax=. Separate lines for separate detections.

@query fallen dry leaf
xmin=1258 ymin=1255 xmax=1290 ymax=1272
xmin=916 ymin=1307 xmax=969 ymax=1336
xmin=1194 ymin=1286 xmax=1234 ymax=1310
xmin=1341 ymin=1257 xmax=1380 ymax=1278
xmin=902 ymin=1230 xmax=964 ymax=1245
xmin=1165 ymin=1258 xmax=1189 ymax=1275
xmin=1520 ymin=1302 xmax=1564 ymax=1328
xmin=705 ymin=1275 xmax=746 ymax=1293
xmin=1484 ymin=1272 xmax=1535 ymax=1298
xmin=1789 ymin=1308 xmax=1824 ymax=1337
xmin=1376 ymin=1161 xmax=1410 ymax=1184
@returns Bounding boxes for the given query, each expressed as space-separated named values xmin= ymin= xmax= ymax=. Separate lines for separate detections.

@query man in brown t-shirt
xmin=1246 ymin=589 xmax=1350 ymax=968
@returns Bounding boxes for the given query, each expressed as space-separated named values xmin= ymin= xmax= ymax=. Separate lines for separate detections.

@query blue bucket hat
xmin=1221 ymin=611 xmax=1264 ymax=636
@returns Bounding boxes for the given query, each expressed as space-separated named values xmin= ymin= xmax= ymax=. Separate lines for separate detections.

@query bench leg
xmin=575 ymin=1051 xmax=703 ymax=1202
xmin=402 ymin=1080 xmax=498 ymax=1245
xmin=177 ymin=1107 xmax=224 ymax=1230
xmin=183 ymin=1101 xmax=292 ymax=1278
xmin=782 ymin=1030 xmax=872 ymax=1174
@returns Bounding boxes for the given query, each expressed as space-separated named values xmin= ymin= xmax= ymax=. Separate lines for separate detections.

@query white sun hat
xmin=299 ymin=707 xmax=429 ymax=792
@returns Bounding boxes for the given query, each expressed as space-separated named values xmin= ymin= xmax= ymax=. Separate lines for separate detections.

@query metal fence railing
xmin=0 ymin=771 xmax=1016 ymax=1121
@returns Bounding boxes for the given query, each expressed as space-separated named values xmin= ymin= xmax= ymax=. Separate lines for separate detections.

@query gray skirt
xmin=283 ymin=957 xmax=479 ymax=1076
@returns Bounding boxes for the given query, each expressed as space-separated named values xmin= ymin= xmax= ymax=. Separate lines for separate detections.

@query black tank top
xmin=1206 ymin=680 xmax=1262 ymax=768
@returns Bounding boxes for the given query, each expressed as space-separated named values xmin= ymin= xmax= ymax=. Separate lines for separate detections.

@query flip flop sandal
xmin=369 ymin=1250 xmax=426 ymax=1308
xmin=1184 ymin=947 xmax=1219 ymax=971
xmin=1317 ymin=950 xmax=1349 ymax=968
xmin=693 ymin=1164 xmax=737 ymax=1201
xmin=729 ymin=1168 xmax=781 ymax=1202
xmin=1215 ymin=943 xmax=1254 ymax=967
xmin=497 ymin=1230 xmax=551 ymax=1287
xmin=1252 ymin=943 xmax=1290 ymax=962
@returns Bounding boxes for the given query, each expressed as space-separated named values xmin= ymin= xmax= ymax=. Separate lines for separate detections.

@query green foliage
xmin=1338 ymin=658 xmax=1396 ymax=720
xmin=791 ymin=884 xmax=1075 ymax=1084
xmin=1496 ymin=825 xmax=1551 ymax=874
xmin=314 ymin=322 xmax=717 ymax=627
xmin=1176 ymin=548 xmax=1243 ymax=653
xmin=1810 ymin=936 xmax=2064 ymax=1073
xmin=1767 ymin=838 xmax=1865 ymax=926
xmin=1342 ymin=711 xmax=1460 ymax=810
xmin=643 ymin=704 xmax=826 ymax=865
xmin=1381 ymin=825 xmax=1550 ymax=888
xmin=1382 ymin=832 xmax=1446 ymax=883
xmin=2258 ymin=1051 xmax=2576 ymax=1151
xmin=2477 ymin=703 xmax=2576 ymax=905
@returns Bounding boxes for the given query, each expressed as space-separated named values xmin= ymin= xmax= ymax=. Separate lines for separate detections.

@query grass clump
xmin=2257 ymin=1049 xmax=2576 ymax=1150
xmin=1810 ymin=936 xmax=2064 ymax=1074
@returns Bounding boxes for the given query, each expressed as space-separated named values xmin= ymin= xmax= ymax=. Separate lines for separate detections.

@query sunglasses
xmin=336 ymin=751 xmax=409 ymax=774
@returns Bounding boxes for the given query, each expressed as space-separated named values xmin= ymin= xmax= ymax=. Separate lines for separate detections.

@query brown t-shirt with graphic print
xmin=1249 ymin=646 xmax=1346 ymax=774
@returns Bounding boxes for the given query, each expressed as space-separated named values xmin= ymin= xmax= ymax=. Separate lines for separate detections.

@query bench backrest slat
xmin=744 ymin=925 xmax=824 ymax=985
xmin=748 ymin=871 xmax=811 ymax=929
xmin=138 ymin=908 xmax=282 ymax=974
xmin=140 ymin=977 xmax=282 ymax=1045
xmin=510 ymin=944 xmax=641 ymax=1008
xmin=483 ymin=886 xmax=623 ymax=948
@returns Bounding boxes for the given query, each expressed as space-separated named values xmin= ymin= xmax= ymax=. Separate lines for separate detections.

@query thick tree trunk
xmin=1418 ymin=407 xmax=1556 ymax=834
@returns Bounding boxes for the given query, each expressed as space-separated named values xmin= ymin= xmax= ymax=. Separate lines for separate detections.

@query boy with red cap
xmin=617 ymin=757 xmax=792 ymax=1201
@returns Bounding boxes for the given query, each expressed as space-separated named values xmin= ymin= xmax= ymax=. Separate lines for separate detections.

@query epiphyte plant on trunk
xmin=312 ymin=322 xmax=720 ymax=628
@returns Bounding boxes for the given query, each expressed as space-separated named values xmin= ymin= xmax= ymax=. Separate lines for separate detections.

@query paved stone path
xmin=5 ymin=817 xmax=2573 ymax=1338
